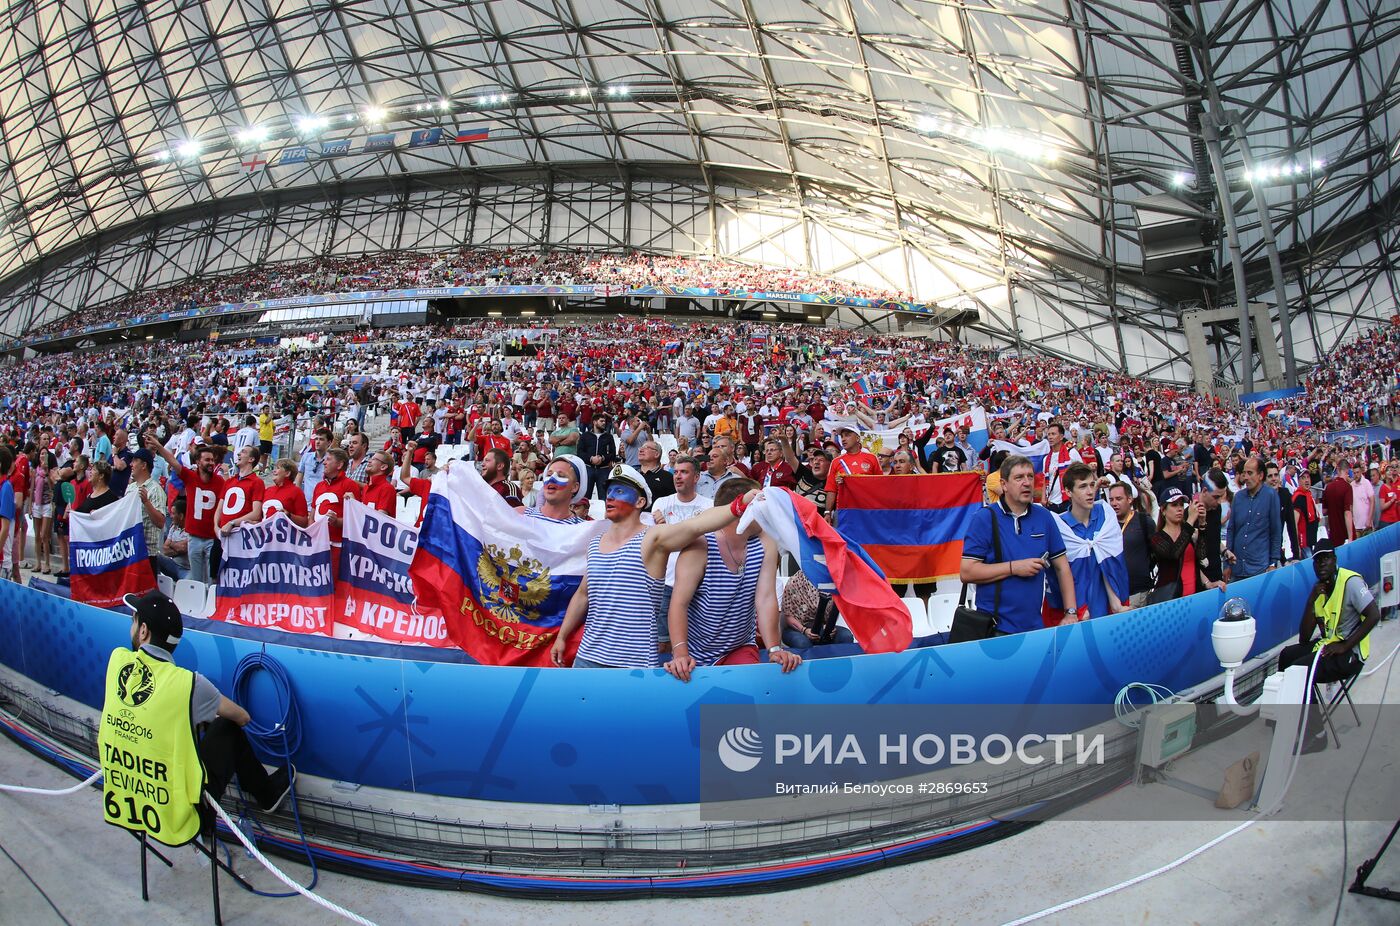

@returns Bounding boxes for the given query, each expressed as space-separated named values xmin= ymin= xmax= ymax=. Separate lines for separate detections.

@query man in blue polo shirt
xmin=960 ymin=454 xmax=1079 ymax=634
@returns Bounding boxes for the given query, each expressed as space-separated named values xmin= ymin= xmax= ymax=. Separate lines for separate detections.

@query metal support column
xmin=1229 ymin=114 xmax=1298 ymax=387
xmin=1202 ymin=114 xmax=1254 ymax=393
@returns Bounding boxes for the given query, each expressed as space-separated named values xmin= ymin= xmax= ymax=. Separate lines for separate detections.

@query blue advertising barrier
xmin=0 ymin=525 xmax=1394 ymax=806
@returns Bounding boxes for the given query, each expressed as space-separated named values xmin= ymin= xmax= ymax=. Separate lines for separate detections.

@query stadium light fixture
xmin=521 ymin=310 xmax=535 ymax=316
xmin=1171 ymin=171 xmax=1196 ymax=188
xmin=236 ymin=125 xmax=268 ymax=145
xmin=917 ymin=114 xmax=1060 ymax=166
xmin=488 ymin=310 xmax=503 ymax=316
xmin=152 ymin=150 xmax=171 ymax=162
xmin=363 ymin=106 xmax=387 ymax=123
xmin=1243 ymin=157 xmax=1326 ymax=186
xmin=176 ymin=140 xmax=202 ymax=159
xmin=296 ymin=115 xmax=328 ymax=134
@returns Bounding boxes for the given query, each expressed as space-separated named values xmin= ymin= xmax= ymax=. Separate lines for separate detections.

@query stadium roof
xmin=0 ymin=0 xmax=1395 ymax=380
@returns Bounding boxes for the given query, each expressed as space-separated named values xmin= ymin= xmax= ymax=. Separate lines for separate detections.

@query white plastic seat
xmin=397 ymin=495 xmax=423 ymax=526
xmin=903 ymin=597 xmax=936 ymax=638
xmin=926 ymin=593 xmax=959 ymax=635
xmin=172 ymin=579 xmax=208 ymax=617
xmin=588 ymin=499 xmax=606 ymax=520
xmin=201 ymin=586 xmax=217 ymax=619
xmin=776 ymin=575 xmax=790 ymax=606
xmin=156 ymin=574 xmax=175 ymax=598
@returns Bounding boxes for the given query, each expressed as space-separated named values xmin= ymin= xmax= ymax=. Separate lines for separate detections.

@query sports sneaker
xmin=260 ymin=765 xmax=295 ymax=813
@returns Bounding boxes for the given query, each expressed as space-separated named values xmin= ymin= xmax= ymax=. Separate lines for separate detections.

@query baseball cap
xmin=1313 ymin=538 xmax=1337 ymax=557
xmin=1161 ymin=486 xmax=1188 ymax=506
xmin=131 ymin=448 xmax=154 ymax=468
xmin=835 ymin=423 xmax=859 ymax=435
xmin=123 ymin=590 xmax=184 ymax=642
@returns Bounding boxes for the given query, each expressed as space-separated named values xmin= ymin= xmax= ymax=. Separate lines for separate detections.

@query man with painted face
xmin=1276 ymin=539 xmax=1381 ymax=753
xmin=553 ymin=467 xmax=801 ymax=677
xmin=525 ymin=455 xmax=588 ymax=525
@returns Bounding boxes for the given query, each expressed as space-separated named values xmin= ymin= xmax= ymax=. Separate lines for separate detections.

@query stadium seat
xmin=172 ymin=579 xmax=208 ymax=617
xmin=926 ymin=593 xmax=958 ymax=635
xmin=156 ymin=574 xmax=175 ymax=598
xmin=903 ymin=597 xmax=935 ymax=638
xmin=588 ymin=499 xmax=606 ymax=520
xmin=657 ymin=434 xmax=678 ymax=458
xmin=397 ymin=495 xmax=422 ymax=526
xmin=776 ymin=575 xmax=789 ymax=606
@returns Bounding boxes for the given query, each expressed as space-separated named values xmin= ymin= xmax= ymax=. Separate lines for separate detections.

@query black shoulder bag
xmin=949 ymin=507 xmax=1003 ymax=643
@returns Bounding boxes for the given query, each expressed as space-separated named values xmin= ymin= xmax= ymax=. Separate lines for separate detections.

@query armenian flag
xmin=835 ymin=473 xmax=982 ymax=583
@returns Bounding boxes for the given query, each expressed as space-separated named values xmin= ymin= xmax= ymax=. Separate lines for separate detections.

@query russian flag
xmin=835 ymin=473 xmax=981 ymax=583
xmin=664 ymin=341 xmax=682 ymax=354
xmin=454 ymin=126 xmax=491 ymax=143
xmin=990 ymin=438 xmax=1050 ymax=474
xmin=740 ymin=488 xmax=912 ymax=654
xmin=410 ymin=465 xmax=605 ymax=666
xmin=1043 ymin=501 xmax=1129 ymax=625
xmin=68 ymin=491 xmax=156 ymax=608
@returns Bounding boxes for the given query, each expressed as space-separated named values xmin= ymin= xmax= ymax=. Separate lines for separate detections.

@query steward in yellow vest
xmin=101 ymin=591 xmax=295 ymax=844
xmin=1275 ymin=539 xmax=1381 ymax=753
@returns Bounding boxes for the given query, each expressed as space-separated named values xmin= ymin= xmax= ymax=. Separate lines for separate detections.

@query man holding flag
xmin=1044 ymin=462 xmax=1129 ymax=624
xmin=824 ymin=424 xmax=880 ymax=522
xmin=960 ymin=455 xmax=1077 ymax=635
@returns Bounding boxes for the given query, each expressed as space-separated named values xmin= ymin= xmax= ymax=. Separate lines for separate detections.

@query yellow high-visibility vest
xmin=1313 ymin=567 xmax=1370 ymax=661
xmin=98 ymin=649 xmax=206 ymax=847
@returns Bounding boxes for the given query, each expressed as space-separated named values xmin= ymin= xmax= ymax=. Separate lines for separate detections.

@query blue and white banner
xmin=336 ymin=499 xmax=448 ymax=647
xmin=68 ymin=491 xmax=155 ymax=608
xmin=214 ymin=514 xmax=333 ymax=635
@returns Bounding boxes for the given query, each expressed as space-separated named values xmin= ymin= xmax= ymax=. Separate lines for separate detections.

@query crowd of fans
xmin=0 ymin=310 xmax=1394 ymax=651
xmin=19 ymin=249 xmax=917 ymax=342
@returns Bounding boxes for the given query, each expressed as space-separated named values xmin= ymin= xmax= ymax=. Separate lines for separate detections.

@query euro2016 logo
xmin=717 ymin=727 xmax=763 ymax=772
xmin=116 ymin=662 xmax=156 ymax=708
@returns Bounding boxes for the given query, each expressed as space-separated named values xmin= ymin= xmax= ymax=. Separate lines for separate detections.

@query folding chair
xmin=132 ymin=806 xmax=255 ymax=926
xmin=1313 ymin=671 xmax=1362 ymax=748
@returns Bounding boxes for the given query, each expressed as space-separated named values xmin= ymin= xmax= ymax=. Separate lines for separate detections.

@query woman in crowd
xmin=31 ymin=451 xmax=54 ymax=574
xmin=1148 ymin=486 xmax=1225 ymax=602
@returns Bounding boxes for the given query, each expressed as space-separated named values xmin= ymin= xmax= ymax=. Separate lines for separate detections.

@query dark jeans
xmin=587 ymin=466 xmax=611 ymax=500
xmin=1277 ymin=642 xmax=1362 ymax=736
xmin=197 ymin=717 xmax=276 ymax=830
xmin=782 ymin=626 xmax=854 ymax=649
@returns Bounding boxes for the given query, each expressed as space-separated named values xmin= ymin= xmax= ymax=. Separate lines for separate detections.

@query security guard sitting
xmin=99 ymin=590 xmax=293 ymax=845
xmin=1276 ymin=539 xmax=1381 ymax=754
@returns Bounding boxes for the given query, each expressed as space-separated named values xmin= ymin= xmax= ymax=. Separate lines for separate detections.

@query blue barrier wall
xmin=1 ymin=525 xmax=1394 ymax=805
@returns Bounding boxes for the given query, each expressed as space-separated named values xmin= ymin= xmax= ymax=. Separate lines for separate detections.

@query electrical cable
xmin=999 ymin=648 xmax=1324 ymax=926
xmin=228 ymin=648 xmax=319 ymax=900
xmin=0 ymin=768 xmax=101 ymax=794
xmin=1113 ymin=682 xmax=1177 ymax=728
xmin=1331 ymin=632 xmax=1397 ymax=925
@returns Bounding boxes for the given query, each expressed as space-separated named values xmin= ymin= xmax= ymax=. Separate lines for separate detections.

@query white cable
xmin=1359 ymin=639 xmax=1400 ymax=677
xmin=1000 ymin=649 xmax=1323 ymax=926
xmin=1113 ymin=682 xmax=1176 ymax=728
xmin=203 ymin=791 xmax=379 ymax=926
xmin=0 ymin=768 xmax=102 ymax=795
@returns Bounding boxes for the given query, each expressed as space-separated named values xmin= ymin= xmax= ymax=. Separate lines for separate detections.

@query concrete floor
xmin=3 ymin=622 xmax=1399 ymax=926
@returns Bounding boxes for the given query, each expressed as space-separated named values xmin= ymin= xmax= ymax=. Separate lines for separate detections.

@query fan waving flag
xmin=68 ymin=491 xmax=156 ymax=608
xmin=739 ymin=488 xmax=911 ymax=654
xmin=410 ymin=465 xmax=605 ymax=666
xmin=1043 ymin=500 xmax=1129 ymax=626
xmin=836 ymin=473 xmax=981 ymax=583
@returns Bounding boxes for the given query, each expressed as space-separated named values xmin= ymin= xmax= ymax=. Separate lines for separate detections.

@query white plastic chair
xmin=903 ymin=597 xmax=936 ymax=638
xmin=776 ymin=575 xmax=790 ymax=606
xmin=201 ymin=586 xmax=217 ymax=619
xmin=588 ymin=498 xmax=606 ymax=520
xmin=156 ymin=574 xmax=175 ymax=598
xmin=925 ymin=593 xmax=959 ymax=635
xmin=172 ymin=579 xmax=208 ymax=617
xmin=397 ymin=495 xmax=422 ymax=526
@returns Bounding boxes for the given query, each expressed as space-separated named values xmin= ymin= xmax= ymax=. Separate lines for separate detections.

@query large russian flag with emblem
xmin=835 ymin=473 xmax=982 ymax=583
xmin=68 ymin=491 xmax=156 ymax=608
xmin=410 ymin=465 xmax=605 ymax=666
xmin=740 ymin=488 xmax=911 ymax=654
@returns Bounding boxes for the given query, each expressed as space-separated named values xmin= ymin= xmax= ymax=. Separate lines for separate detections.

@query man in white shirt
xmin=674 ymin=408 xmax=701 ymax=443
xmin=648 ymin=454 xmax=714 ymax=652
xmin=231 ymin=416 xmax=260 ymax=456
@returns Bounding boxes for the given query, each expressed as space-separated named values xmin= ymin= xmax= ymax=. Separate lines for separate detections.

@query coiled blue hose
xmin=230 ymin=648 xmax=317 ymax=898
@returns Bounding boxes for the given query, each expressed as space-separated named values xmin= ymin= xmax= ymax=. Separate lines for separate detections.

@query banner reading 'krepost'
xmin=214 ymin=513 xmax=333 ymax=635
